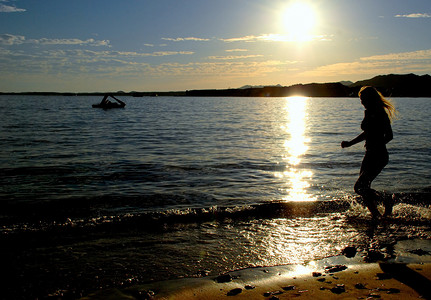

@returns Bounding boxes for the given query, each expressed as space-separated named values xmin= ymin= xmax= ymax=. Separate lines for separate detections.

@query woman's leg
xmin=354 ymin=151 xmax=388 ymax=217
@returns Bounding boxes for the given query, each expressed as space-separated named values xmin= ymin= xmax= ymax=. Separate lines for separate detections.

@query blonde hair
xmin=359 ymin=86 xmax=397 ymax=121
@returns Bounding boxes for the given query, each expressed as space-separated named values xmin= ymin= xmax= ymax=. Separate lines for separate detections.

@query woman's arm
xmin=341 ymin=132 xmax=366 ymax=148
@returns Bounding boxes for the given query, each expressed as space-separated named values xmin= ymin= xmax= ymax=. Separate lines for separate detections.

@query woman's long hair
xmin=359 ymin=86 xmax=397 ymax=121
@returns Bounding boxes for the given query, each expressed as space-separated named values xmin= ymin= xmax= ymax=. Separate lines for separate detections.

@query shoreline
xmin=82 ymin=240 xmax=431 ymax=299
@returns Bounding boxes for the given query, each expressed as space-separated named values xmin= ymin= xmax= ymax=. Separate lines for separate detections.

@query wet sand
xmin=82 ymin=241 xmax=431 ymax=300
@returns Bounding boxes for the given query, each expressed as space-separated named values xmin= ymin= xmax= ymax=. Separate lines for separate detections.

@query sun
xmin=280 ymin=2 xmax=316 ymax=42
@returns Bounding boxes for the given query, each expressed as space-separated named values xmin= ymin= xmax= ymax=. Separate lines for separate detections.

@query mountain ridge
xmin=186 ymin=73 xmax=431 ymax=97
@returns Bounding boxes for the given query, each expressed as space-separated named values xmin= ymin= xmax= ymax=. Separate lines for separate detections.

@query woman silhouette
xmin=341 ymin=86 xmax=396 ymax=219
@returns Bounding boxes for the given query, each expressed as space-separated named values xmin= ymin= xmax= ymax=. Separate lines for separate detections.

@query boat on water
xmin=92 ymin=95 xmax=126 ymax=109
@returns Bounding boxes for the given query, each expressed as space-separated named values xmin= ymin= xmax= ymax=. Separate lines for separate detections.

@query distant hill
xmin=339 ymin=81 xmax=354 ymax=86
xmin=350 ymin=73 xmax=431 ymax=97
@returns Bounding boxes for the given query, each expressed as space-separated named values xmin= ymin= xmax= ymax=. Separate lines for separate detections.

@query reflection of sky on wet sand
xmin=276 ymin=97 xmax=315 ymax=202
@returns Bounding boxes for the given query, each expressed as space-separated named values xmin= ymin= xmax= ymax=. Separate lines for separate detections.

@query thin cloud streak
xmin=0 ymin=34 xmax=110 ymax=46
xmin=395 ymin=13 xmax=431 ymax=18
xmin=0 ymin=3 xmax=26 ymax=13
xmin=225 ymin=49 xmax=248 ymax=52
xmin=208 ymin=55 xmax=263 ymax=60
xmin=161 ymin=37 xmax=211 ymax=42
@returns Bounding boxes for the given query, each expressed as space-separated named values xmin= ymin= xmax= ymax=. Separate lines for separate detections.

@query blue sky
xmin=1 ymin=0 xmax=430 ymax=92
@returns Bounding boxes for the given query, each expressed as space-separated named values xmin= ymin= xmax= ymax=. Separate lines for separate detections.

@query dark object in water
xmin=93 ymin=94 xmax=126 ymax=109
xmin=92 ymin=102 xmax=125 ymax=109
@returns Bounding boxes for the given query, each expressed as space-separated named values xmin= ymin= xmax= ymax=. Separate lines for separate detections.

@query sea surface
xmin=0 ymin=95 xmax=430 ymax=299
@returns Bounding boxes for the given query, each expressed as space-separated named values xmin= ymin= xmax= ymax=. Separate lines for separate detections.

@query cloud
xmin=299 ymin=49 xmax=431 ymax=78
xmin=0 ymin=34 xmax=110 ymax=46
xmin=225 ymin=49 xmax=248 ymax=52
xmin=220 ymin=35 xmax=258 ymax=42
xmin=0 ymin=42 xmax=292 ymax=81
xmin=161 ymin=37 xmax=210 ymax=42
xmin=109 ymin=50 xmax=194 ymax=57
xmin=152 ymin=51 xmax=194 ymax=56
xmin=208 ymin=54 xmax=263 ymax=60
xmin=0 ymin=33 xmax=25 ymax=45
xmin=395 ymin=13 xmax=431 ymax=18
xmin=0 ymin=3 xmax=26 ymax=13
xmin=360 ymin=49 xmax=431 ymax=61
xmin=32 ymin=38 xmax=110 ymax=47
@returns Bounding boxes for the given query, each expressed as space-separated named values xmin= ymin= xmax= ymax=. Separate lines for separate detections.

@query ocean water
xmin=0 ymin=95 xmax=430 ymax=299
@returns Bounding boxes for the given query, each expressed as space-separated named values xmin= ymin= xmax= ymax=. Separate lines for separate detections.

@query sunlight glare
xmin=277 ymin=96 xmax=315 ymax=202
xmin=284 ymin=97 xmax=309 ymax=165
xmin=281 ymin=1 xmax=316 ymax=42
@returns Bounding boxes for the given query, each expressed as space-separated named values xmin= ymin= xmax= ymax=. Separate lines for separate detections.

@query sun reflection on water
xmin=276 ymin=96 xmax=315 ymax=202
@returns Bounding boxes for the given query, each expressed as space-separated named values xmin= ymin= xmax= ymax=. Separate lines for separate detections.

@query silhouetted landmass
xmin=186 ymin=74 xmax=431 ymax=97
xmin=0 ymin=73 xmax=430 ymax=97
xmin=186 ymin=82 xmax=352 ymax=97
xmin=350 ymin=74 xmax=431 ymax=97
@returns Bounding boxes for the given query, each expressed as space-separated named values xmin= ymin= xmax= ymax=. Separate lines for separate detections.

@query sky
xmin=0 ymin=0 xmax=430 ymax=92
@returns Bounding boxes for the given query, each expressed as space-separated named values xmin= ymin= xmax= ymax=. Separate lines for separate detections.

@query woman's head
xmin=359 ymin=86 xmax=396 ymax=121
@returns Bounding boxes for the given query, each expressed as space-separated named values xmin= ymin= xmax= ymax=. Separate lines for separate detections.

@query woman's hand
xmin=341 ymin=141 xmax=351 ymax=148
xmin=341 ymin=132 xmax=365 ymax=148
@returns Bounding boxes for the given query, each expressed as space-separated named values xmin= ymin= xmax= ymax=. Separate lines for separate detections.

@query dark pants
xmin=354 ymin=148 xmax=388 ymax=215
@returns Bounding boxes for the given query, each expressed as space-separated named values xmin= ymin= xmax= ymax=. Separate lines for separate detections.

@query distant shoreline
xmin=1 ymin=73 xmax=430 ymax=97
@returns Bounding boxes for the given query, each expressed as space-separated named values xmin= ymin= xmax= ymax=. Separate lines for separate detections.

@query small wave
xmin=1 ymin=191 xmax=428 ymax=235
xmin=1 ymin=199 xmax=351 ymax=234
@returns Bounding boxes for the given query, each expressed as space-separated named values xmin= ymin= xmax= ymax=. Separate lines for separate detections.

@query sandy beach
xmin=83 ymin=240 xmax=431 ymax=299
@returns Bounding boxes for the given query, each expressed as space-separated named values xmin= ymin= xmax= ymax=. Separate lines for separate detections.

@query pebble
xmin=342 ymin=246 xmax=357 ymax=258
xmin=330 ymin=284 xmax=346 ymax=294
xmin=263 ymin=290 xmax=283 ymax=297
xmin=312 ymin=272 xmax=322 ymax=277
xmin=216 ymin=274 xmax=232 ymax=283
xmin=355 ymin=283 xmax=367 ymax=289
xmin=282 ymin=285 xmax=295 ymax=291
xmin=325 ymin=265 xmax=348 ymax=273
xmin=227 ymin=288 xmax=242 ymax=296
xmin=244 ymin=285 xmax=255 ymax=290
